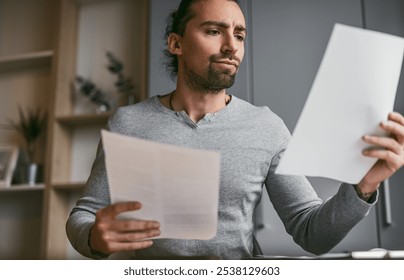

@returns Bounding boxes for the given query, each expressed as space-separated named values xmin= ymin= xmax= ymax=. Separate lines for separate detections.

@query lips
xmin=210 ymin=53 xmax=241 ymax=68
xmin=213 ymin=60 xmax=239 ymax=68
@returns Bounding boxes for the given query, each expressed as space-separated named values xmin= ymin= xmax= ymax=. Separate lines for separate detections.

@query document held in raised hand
xmin=275 ymin=24 xmax=404 ymax=184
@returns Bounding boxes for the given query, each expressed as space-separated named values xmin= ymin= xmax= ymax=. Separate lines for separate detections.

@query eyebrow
xmin=200 ymin=21 xmax=247 ymax=33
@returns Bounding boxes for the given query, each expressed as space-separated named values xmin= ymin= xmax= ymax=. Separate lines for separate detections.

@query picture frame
xmin=0 ymin=145 xmax=19 ymax=187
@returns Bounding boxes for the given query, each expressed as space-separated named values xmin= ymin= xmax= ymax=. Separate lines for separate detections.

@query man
xmin=66 ymin=0 xmax=404 ymax=259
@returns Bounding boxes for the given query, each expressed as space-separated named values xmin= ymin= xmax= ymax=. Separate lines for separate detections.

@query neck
xmin=171 ymin=85 xmax=230 ymax=123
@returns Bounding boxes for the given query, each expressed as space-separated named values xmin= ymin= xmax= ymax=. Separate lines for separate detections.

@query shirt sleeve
xmin=265 ymin=123 xmax=377 ymax=255
xmin=65 ymin=128 xmax=112 ymax=259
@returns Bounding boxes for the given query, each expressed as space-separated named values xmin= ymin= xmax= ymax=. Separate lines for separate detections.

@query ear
xmin=167 ymin=33 xmax=182 ymax=55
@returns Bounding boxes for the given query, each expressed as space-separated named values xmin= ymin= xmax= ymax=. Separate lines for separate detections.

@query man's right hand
xmin=89 ymin=201 xmax=160 ymax=255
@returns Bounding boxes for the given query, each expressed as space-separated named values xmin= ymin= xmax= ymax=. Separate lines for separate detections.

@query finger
xmin=97 ymin=202 xmax=142 ymax=219
xmin=380 ymin=120 xmax=404 ymax=145
xmin=388 ymin=111 xmax=404 ymax=126
xmin=362 ymin=135 xmax=403 ymax=155
xmin=113 ymin=229 xmax=161 ymax=242
xmin=111 ymin=220 xmax=160 ymax=232
xmin=363 ymin=149 xmax=404 ymax=171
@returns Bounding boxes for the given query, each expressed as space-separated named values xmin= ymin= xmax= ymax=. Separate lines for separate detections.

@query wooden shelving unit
xmin=0 ymin=0 xmax=56 ymax=260
xmin=42 ymin=0 xmax=149 ymax=259
xmin=0 ymin=0 xmax=149 ymax=260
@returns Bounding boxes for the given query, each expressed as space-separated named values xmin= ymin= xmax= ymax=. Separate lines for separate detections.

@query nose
xmin=221 ymin=33 xmax=239 ymax=54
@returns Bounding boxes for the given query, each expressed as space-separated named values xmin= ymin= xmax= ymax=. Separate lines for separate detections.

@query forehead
xmin=189 ymin=0 xmax=246 ymax=28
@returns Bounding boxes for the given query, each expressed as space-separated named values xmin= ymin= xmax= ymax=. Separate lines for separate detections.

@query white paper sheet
xmin=275 ymin=23 xmax=404 ymax=184
xmin=101 ymin=130 xmax=220 ymax=240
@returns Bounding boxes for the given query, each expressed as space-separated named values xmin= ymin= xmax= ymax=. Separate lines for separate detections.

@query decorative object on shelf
xmin=75 ymin=51 xmax=135 ymax=112
xmin=106 ymin=51 xmax=136 ymax=105
xmin=1 ymin=106 xmax=47 ymax=186
xmin=0 ymin=146 xmax=19 ymax=187
xmin=75 ymin=76 xmax=112 ymax=113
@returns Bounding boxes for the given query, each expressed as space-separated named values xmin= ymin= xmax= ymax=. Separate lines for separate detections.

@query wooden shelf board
xmin=52 ymin=182 xmax=85 ymax=191
xmin=77 ymin=0 xmax=107 ymax=5
xmin=56 ymin=112 xmax=111 ymax=126
xmin=0 ymin=184 xmax=45 ymax=192
xmin=0 ymin=50 xmax=53 ymax=70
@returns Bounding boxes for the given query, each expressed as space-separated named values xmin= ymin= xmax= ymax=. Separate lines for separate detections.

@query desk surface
xmin=254 ymin=249 xmax=404 ymax=260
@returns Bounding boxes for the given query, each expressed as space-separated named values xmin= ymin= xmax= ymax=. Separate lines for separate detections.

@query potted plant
xmin=1 ymin=106 xmax=47 ymax=185
xmin=75 ymin=51 xmax=136 ymax=113
xmin=106 ymin=51 xmax=135 ymax=105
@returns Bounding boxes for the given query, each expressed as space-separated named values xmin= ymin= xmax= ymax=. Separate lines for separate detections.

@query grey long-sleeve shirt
xmin=66 ymin=95 xmax=376 ymax=259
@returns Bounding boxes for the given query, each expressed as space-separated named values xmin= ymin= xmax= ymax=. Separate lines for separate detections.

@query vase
xmin=27 ymin=163 xmax=38 ymax=186
xmin=95 ymin=104 xmax=109 ymax=114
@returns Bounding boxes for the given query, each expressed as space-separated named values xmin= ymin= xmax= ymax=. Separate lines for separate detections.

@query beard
xmin=183 ymin=53 xmax=239 ymax=94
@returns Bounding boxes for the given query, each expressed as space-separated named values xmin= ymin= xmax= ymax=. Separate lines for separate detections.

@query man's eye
xmin=207 ymin=30 xmax=221 ymax=35
xmin=235 ymin=34 xmax=245 ymax=42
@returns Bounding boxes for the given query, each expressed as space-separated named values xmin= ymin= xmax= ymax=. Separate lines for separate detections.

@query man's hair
xmin=163 ymin=0 xmax=240 ymax=79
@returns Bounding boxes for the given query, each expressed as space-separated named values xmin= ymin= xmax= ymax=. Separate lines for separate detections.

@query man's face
xmin=178 ymin=0 xmax=246 ymax=93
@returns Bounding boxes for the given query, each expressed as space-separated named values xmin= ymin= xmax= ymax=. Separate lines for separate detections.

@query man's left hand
xmin=358 ymin=111 xmax=404 ymax=197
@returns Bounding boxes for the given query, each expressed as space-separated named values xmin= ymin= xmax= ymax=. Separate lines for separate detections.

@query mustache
xmin=209 ymin=53 xmax=241 ymax=66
